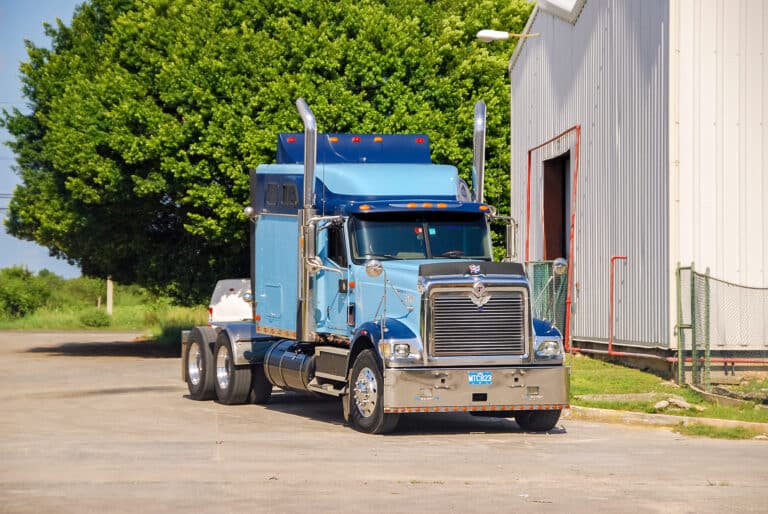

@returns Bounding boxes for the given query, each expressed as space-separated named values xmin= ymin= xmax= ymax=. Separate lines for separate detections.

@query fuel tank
xmin=263 ymin=340 xmax=315 ymax=393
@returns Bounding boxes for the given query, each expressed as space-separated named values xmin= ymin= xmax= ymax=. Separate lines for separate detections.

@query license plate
xmin=468 ymin=371 xmax=492 ymax=385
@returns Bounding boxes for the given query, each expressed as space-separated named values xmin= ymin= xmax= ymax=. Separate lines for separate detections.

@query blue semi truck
xmin=181 ymin=99 xmax=570 ymax=434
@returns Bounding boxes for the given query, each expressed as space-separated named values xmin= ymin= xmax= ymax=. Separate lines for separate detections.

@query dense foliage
xmin=2 ymin=0 xmax=532 ymax=302
xmin=0 ymin=266 xmax=118 ymax=319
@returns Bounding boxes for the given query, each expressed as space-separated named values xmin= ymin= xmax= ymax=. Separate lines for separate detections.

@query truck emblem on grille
xmin=470 ymin=280 xmax=491 ymax=307
xmin=468 ymin=264 xmax=481 ymax=275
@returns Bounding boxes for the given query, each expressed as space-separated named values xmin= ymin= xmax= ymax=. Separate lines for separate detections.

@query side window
xmin=266 ymin=183 xmax=279 ymax=206
xmin=328 ymin=224 xmax=348 ymax=267
xmin=281 ymin=183 xmax=298 ymax=207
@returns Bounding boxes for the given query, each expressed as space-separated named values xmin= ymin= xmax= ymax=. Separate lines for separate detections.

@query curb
xmin=564 ymin=406 xmax=768 ymax=433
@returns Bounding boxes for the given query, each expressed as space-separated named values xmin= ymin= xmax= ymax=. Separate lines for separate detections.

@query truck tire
xmin=349 ymin=349 xmax=399 ymax=434
xmin=185 ymin=326 xmax=216 ymax=400
xmin=514 ymin=410 xmax=562 ymax=432
xmin=213 ymin=332 xmax=251 ymax=405
xmin=248 ymin=364 xmax=273 ymax=404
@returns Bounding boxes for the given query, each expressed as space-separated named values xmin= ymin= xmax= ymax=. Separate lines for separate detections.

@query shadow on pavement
xmin=27 ymin=340 xmax=179 ymax=359
xmin=257 ymin=390 xmax=568 ymax=436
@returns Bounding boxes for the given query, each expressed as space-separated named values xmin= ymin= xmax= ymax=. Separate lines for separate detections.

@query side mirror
xmin=505 ymin=221 xmax=518 ymax=260
xmin=306 ymin=256 xmax=324 ymax=274
xmin=365 ymin=259 xmax=384 ymax=278
xmin=553 ymin=257 xmax=568 ymax=276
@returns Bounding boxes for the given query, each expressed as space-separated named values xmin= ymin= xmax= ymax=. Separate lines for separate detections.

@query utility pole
xmin=106 ymin=276 xmax=113 ymax=316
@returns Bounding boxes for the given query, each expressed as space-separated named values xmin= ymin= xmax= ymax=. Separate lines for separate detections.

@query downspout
xmin=296 ymin=98 xmax=318 ymax=342
xmin=472 ymin=101 xmax=486 ymax=203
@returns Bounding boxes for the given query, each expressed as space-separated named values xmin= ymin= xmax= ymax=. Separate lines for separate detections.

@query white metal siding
xmin=675 ymin=0 xmax=768 ymax=289
xmin=510 ymin=0 xmax=670 ymax=348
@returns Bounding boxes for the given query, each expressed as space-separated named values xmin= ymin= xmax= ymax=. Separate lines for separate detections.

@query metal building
xmin=509 ymin=0 xmax=768 ymax=351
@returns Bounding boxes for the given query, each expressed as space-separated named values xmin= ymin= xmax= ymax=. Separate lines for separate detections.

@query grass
xmin=673 ymin=423 xmax=763 ymax=440
xmin=569 ymin=354 xmax=768 ymax=425
xmin=0 ymin=303 xmax=207 ymax=347
xmin=0 ymin=269 xmax=208 ymax=347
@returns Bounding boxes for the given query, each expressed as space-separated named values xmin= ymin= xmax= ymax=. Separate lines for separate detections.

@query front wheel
xmin=349 ymin=350 xmax=399 ymax=434
xmin=514 ymin=410 xmax=562 ymax=432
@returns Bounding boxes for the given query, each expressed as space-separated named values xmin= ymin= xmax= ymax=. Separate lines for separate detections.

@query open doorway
xmin=542 ymin=151 xmax=570 ymax=260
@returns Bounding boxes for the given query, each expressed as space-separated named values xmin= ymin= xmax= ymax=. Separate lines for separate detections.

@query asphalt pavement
xmin=1 ymin=331 xmax=767 ymax=513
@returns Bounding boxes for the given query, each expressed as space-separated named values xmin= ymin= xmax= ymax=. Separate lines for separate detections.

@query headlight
xmin=393 ymin=343 xmax=411 ymax=358
xmin=535 ymin=340 xmax=562 ymax=358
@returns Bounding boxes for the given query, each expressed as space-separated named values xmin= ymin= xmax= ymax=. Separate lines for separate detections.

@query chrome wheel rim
xmin=188 ymin=342 xmax=202 ymax=386
xmin=216 ymin=347 xmax=231 ymax=391
xmin=353 ymin=367 xmax=378 ymax=418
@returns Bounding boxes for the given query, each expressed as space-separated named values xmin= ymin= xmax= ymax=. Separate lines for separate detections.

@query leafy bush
xmin=79 ymin=308 xmax=111 ymax=328
xmin=0 ymin=267 xmax=51 ymax=319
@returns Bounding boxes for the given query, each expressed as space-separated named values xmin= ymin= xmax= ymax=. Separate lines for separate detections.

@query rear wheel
xmin=248 ymin=364 xmax=273 ymax=404
xmin=213 ymin=332 xmax=251 ymax=405
xmin=184 ymin=327 xmax=216 ymax=400
xmin=515 ymin=410 xmax=562 ymax=432
xmin=349 ymin=350 xmax=399 ymax=434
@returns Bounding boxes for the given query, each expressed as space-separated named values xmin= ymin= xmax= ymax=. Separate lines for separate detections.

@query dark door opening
xmin=542 ymin=151 xmax=570 ymax=260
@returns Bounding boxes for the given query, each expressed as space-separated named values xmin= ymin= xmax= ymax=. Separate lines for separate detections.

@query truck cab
xmin=182 ymin=99 xmax=570 ymax=434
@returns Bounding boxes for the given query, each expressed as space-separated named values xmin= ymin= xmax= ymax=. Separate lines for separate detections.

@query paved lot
xmin=1 ymin=330 xmax=767 ymax=513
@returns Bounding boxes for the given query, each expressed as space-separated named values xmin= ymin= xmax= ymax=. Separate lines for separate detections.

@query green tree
xmin=2 ymin=0 xmax=532 ymax=302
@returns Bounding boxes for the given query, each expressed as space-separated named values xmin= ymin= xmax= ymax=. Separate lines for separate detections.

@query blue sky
xmin=0 ymin=0 xmax=83 ymax=278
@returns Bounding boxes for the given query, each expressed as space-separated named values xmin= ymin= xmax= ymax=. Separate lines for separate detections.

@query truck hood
xmin=352 ymin=259 xmax=480 ymax=339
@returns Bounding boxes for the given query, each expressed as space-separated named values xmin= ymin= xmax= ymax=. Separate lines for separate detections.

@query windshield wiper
xmin=437 ymin=250 xmax=466 ymax=259
xmin=360 ymin=253 xmax=399 ymax=261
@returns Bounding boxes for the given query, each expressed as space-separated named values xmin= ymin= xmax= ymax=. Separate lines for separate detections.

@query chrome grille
xmin=430 ymin=291 xmax=526 ymax=356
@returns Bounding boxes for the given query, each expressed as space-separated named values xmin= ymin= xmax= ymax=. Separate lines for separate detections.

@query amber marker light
xmin=422 ymin=202 xmax=433 ymax=208
xmin=329 ymin=136 xmax=339 ymax=143
xmin=359 ymin=204 xmax=371 ymax=211
xmin=348 ymin=281 xmax=356 ymax=289
xmin=437 ymin=203 xmax=447 ymax=208
xmin=374 ymin=136 xmax=383 ymax=143
xmin=407 ymin=202 xmax=418 ymax=208
xmin=479 ymin=205 xmax=490 ymax=211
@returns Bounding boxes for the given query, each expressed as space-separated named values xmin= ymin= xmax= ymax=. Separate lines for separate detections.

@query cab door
xmin=314 ymin=222 xmax=351 ymax=334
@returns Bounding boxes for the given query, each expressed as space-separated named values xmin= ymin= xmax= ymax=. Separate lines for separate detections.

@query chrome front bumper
xmin=382 ymin=365 xmax=570 ymax=414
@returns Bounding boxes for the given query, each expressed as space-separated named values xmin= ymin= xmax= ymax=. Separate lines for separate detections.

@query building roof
xmin=509 ymin=0 xmax=588 ymax=72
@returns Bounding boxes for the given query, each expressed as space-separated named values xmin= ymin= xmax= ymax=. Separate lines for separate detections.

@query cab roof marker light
xmin=374 ymin=136 xmax=383 ymax=143
xmin=479 ymin=205 xmax=490 ymax=211
xmin=359 ymin=204 xmax=371 ymax=211
xmin=422 ymin=202 xmax=433 ymax=208
xmin=407 ymin=202 xmax=417 ymax=208
xmin=437 ymin=202 xmax=447 ymax=208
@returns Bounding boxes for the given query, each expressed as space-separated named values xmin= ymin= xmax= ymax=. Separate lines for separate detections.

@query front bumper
xmin=382 ymin=365 xmax=570 ymax=414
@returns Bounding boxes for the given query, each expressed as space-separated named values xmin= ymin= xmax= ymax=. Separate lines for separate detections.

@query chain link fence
xmin=526 ymin=261 xmax=568 ymax=333
xmin=677 ymin=264 xmax=768 ymax=389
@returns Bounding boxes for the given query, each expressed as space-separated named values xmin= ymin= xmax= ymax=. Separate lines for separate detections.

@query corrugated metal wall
xmin=675 ymin=0 xmax=768 ymax=289
xmin=510 ymin=0 xmax=670 ymax=348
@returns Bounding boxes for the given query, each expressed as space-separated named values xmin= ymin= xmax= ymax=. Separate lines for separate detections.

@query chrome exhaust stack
xmin=296 ymin=98 xmax=317 ymax=209
xmin=472 ymin=101 xmax=486 ymax=203
xmin=296 ymin=98 xmax=318 ymax=342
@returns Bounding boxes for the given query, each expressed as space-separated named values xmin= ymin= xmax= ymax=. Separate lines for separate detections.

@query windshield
xmin=349 ymin=212 xmax=492 ymax=262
